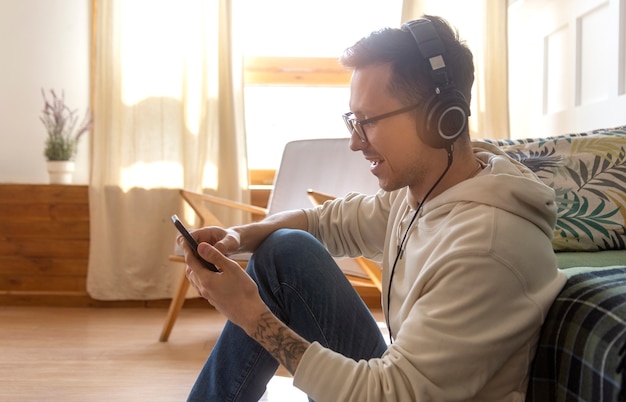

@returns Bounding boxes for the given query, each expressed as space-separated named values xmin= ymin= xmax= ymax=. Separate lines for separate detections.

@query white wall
xmin=508 ymin=0 xmax=626 ymax=139
xmin=0 ymin=0 xmax=91 ymax=184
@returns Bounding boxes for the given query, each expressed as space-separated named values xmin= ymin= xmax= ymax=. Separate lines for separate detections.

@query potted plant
xmin=40 ymin=89 xmax=92 ymax=184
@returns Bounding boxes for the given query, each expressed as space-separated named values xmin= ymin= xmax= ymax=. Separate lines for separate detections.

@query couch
xmin=483 ymin=126 xmax=626 ymax=401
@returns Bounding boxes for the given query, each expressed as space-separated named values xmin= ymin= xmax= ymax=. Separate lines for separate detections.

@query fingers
xmin=184 ymin=250 xmax=217 ymax=302
xmin=212 ymin=229 xmax=242 ymax=255
xmin=212 ymin=238 xmax=232 ymax=255
xmin=183 ymin=239 xmax=239 ymax=280
xmin=197 ymin=242 xmax=232 ymax=271
xmin=184 ymin=241 xmax=237 ymax=306
xmin=185 ymin=264 xmax=202 ymax=294
xmin=182 ymin=226 xmax=240 ymax=256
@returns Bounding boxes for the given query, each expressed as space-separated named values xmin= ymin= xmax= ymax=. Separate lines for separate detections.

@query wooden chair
xmin=159 ymin=138 xmax=382 ymax=342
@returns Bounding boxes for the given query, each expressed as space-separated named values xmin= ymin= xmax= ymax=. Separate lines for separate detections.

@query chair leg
xmin=159 ymin=269 xmax=190 ymax=342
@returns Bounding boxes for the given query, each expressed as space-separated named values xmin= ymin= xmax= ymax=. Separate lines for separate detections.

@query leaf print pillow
xmin=483 ymin=126 xmax=626 ymax=251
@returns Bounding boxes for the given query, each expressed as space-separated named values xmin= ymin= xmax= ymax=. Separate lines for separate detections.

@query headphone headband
xmin=401 ymin=18 xmax=470 ymax=149
xmin=402 ymin=19 xmax=451 ymax=91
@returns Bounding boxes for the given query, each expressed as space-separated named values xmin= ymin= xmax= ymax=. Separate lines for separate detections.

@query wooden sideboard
xmin=0 ymin=184 xmax=93 ymax=305
xmin=0 ymin=184 xmax=203 ymax=307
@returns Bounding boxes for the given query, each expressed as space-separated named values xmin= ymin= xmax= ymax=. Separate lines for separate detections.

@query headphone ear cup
xmin=421 ymin=89 xmax=469 ymax=149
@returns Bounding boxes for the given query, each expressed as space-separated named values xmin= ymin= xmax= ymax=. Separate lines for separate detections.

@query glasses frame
xmin=342 ymin=103 xmax=420 ymax=143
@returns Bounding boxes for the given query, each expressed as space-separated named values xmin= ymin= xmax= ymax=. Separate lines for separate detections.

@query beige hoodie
xmin=296 ymin=142 xmax=567 ymax=401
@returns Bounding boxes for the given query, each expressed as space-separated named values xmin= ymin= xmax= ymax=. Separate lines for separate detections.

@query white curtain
xmin=402 ymin=0 xmax=510 ymax=139
xmin=88 ymin=0 xmax=249 ymax=300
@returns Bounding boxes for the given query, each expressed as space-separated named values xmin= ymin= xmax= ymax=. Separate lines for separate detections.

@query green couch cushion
xmin=556 ymin=249 xmax=626 ymax=269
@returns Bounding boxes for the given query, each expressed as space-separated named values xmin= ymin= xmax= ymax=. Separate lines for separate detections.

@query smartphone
xmin=171 ymin=214 xmax=219 ymax=272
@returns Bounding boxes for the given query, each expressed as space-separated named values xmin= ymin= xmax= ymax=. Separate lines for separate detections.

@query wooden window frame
xmin=244 ymin=56 xmax=351 ymax=86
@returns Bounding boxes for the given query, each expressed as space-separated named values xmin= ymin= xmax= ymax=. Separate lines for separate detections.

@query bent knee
xmin=259 ymin=229 xmax=320 ymax=254
xmin=250 ymin=229 xmax=327 ymax=271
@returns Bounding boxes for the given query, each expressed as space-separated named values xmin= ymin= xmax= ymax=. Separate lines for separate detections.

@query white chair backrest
xmin=267 ymin=138 xmax=380 ymax=215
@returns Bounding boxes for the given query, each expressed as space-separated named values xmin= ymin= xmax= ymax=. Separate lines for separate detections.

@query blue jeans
xmin=187 ymin=229 xmax=387 ymax=402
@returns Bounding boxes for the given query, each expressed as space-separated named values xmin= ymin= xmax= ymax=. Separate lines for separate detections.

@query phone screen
xmin=171 ymin=214 xmax=219 ymax=272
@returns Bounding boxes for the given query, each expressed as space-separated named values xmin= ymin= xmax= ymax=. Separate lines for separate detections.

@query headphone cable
xmin=385 ymin=145 xmax=454 ymax=343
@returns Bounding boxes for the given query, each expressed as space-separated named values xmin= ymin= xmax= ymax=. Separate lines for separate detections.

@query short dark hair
xmin=340 ymin=15 xmax=474 ymax=108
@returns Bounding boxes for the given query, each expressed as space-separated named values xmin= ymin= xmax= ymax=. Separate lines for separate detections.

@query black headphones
xmin=401 ymin=18 xmax=470 ymax=149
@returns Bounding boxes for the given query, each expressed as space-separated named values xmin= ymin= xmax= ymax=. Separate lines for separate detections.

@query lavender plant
xmin=40 ymin=89 xmax=92 ymax=161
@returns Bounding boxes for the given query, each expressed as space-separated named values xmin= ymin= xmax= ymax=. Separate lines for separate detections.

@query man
xmin=181 ymin=15 xmax=566 ymax=401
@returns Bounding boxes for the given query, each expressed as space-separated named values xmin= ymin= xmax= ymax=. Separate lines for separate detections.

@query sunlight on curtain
xmin=402 ymin=0 xmax=510 ymax=139
xmin=119 ymin=161 xmax=183 ymax=191
xmin=117 ymin=1 xmax=223 ymax=191
xmin=88 ymin=0 xmax=247 ymax=300
xmin=119 ymin=3 xmax=188 ymax=104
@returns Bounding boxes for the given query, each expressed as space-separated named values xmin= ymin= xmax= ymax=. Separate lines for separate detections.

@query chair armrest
xmin=180 ymin=189 xmax=268 ymax=227
xmin=307 ymin=189 xmax=337 ymax=206
xmin=182 ymin=190 xmax=267 ymax=215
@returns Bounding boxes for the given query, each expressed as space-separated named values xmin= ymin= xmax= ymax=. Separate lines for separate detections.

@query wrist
xmin=241 ymin=305 xmax=273 ymax=338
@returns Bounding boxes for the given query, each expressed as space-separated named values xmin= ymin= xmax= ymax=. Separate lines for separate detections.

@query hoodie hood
xmin=424 ymin=141 xmax=557 ymax=239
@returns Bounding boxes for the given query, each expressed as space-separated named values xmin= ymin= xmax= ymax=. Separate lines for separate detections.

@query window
xmin=236 ymin=0 xmax=403 ymax=170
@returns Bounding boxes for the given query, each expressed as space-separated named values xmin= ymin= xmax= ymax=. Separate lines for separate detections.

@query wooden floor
xmin=0 ymin=305 xmax=298 ymax=401
xmin=0 ymin=305 xmax=385 ymax=401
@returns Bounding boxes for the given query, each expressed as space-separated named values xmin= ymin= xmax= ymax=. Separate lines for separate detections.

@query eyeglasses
xmin=342 ymin=103 xmax=420 ymax=143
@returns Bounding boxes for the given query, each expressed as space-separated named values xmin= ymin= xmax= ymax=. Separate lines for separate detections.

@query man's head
xmin=340 ymin=15 xmax=474 ymax=150
xmin=340 ymin=15 xmax=476 ymax=199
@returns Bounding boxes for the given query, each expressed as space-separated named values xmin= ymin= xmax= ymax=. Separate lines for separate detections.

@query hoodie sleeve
xmin=303 ymin=190 xmax=394 ymax=261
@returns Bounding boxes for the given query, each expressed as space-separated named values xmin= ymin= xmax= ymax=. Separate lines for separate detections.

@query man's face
xmin=348 ymin=63 xmax=434 ymax=194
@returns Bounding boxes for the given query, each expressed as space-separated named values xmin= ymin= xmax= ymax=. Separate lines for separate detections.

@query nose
xmin=349 ymin=134 xmax=367 ymax=152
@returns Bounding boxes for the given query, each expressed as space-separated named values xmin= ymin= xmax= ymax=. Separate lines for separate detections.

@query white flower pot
xmin=47 ymin=161 xmax=75 ymax=184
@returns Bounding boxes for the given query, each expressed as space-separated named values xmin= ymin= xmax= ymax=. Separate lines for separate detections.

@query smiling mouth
xmin=368 ymin=159 xmax=382 ymax=168
xmin=364 ymin=154 xmax=382 ymax=169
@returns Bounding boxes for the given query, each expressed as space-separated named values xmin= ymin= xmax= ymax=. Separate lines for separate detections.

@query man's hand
xmin=180 ymin=237 xmax=310 ymax=375
xmin=189 ymin=226 xmax=242 ymax=257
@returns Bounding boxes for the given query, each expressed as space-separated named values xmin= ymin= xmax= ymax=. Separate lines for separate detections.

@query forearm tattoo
xmin=253 ymin=311 xmax=309 ymax=374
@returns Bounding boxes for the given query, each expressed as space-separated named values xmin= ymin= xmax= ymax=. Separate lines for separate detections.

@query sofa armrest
xmin=527 ymin=266 xmax=626 ymax=401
